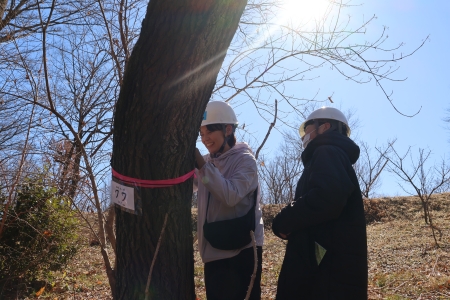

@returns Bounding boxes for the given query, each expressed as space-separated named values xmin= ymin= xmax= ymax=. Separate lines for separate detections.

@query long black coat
xmin=272 ymin=130 xmax=368 ymax=300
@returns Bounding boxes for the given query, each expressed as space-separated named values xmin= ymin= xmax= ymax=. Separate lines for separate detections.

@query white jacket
xmin=195 ymin=142 xmax=264 ymax=263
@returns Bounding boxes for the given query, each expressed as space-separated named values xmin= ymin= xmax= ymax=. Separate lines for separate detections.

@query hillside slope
xmin=14 ymin=194 xmax=450 ymax=299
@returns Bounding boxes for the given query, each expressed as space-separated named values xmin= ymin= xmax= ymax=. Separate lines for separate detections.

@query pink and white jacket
xmin=195 ymin=142 xmax=264 ymax=263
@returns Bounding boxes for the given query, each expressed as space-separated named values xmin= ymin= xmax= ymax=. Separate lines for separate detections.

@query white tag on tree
xmin=111 ymin=180 xmax=135 ymax=211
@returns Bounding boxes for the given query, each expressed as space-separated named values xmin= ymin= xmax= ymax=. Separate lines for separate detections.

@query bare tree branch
xmin=383 ymin=146 xmax=450 ymax=246
xmin=255 ymin=99 xmax=277 ymax=160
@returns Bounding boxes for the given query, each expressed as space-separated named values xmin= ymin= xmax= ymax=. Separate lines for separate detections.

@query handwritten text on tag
xmin=111 ymin=181 xmax=135 ymax=211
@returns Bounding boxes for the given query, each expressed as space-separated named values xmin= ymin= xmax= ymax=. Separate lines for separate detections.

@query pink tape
xmin=112 ymin=168 xmax=195 ymax=188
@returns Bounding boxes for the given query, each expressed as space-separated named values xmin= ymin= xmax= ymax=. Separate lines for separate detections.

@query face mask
xmin=302 ymin=130 xmax=315 ymax=148
xmin=302 ymin=124 xmax=324 ymax=148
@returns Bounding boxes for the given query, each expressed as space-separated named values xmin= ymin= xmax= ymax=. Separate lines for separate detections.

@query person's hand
xmin=272 ymin=214 xmax=291 ymax=240
xmin=195 ymin=148 xmax=206 ymax=169
xmin=279 ymin=232 xmax=290 ymax=239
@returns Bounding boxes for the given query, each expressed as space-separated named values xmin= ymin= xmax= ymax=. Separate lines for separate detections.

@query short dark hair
xmin=304 ymin=119 xmax=325 ymax=130
xmin=205 ymin=124 xmax=236 ymax=147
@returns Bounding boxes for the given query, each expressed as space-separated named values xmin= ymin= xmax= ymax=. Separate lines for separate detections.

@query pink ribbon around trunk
xmin=112 ymin=168 xmax=196 ymax=188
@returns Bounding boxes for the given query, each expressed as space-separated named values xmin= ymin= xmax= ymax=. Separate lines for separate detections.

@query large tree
xmin=112 ymin=0 xmax=248 ymax=298
xmin=1 ymin=0 xmax=428 ymax=296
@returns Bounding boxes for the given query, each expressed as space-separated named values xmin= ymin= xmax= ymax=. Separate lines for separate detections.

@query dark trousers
xmin=204 ymin=246 xmax=263 ymax=300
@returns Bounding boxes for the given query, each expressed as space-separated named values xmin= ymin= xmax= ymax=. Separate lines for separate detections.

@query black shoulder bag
xmin=203 ymin=190 xmax=257 ymax=250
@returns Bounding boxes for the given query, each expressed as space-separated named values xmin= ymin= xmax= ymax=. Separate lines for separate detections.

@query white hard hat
xmin=299 ymin=107 xmax=350 ymax=137
xmin=201 ymin=101 xmax=238 ymax=126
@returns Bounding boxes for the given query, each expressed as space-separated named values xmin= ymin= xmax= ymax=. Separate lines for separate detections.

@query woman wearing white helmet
xmin=194 ymin=101 xmax=264 ymax=300
xmin=272 ymin=107 xmax=368 ymax=299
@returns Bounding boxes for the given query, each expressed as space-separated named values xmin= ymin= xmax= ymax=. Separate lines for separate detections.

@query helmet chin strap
xmin=212 ymin=124 xmax=234 ymax=158
xmin=314 ymin=120 xmax=321 ymax=134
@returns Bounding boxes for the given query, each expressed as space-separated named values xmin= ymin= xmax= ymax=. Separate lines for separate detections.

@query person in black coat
xmin=272 ymin=107 xmax=368 ymax=300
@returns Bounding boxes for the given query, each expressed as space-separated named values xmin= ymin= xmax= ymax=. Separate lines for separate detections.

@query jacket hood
xmin=205 ymin=142 xmax=254 ymax=162
xmin=301 ymin=130 xmax=360 ymax=164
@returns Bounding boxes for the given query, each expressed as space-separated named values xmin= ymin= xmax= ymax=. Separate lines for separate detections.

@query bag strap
xmin=204 ymin=188 xmax=258 ymax=225
xmin=205 ymin=192 xmax=211 ymax=225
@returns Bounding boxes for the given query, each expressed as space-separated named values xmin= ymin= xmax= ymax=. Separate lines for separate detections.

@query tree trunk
xmin=112 ymin=0 xmax=247 ymax=299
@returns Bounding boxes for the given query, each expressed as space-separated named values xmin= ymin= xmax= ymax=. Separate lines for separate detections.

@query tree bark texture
xmin=112 ymin=0 xmax=247 ymax=299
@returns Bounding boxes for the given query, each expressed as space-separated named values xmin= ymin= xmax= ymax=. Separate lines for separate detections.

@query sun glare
xmin=278 ymin=0 xmax=332 ymax=28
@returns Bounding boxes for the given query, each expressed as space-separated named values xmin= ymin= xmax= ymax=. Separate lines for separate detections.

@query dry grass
xmin=365 ymin=194 xmax=450 ymax=300
xmin=20 ymin=194 xmax=450 ymax=299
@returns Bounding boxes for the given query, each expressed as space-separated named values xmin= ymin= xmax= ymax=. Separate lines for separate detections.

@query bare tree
xmin=0 ymin=0 xmax=90 ymax=43
xmin=0 ymin=0 xmax=148 ymax=295
xmin=0 ymin=0 xmax=430 ymax=297
xmin=215 ymin=0 xmax=426 ymax=129
xmin=258 ymin=130 xmax=303 ymax=204
xmin=384 ymin=147 xmax=450 ymax=246
xmin=112 ymin=0 xmax=248 ymax=298
xmin=0 ymin=0 xmax=132 ymax=291
xmin=354 ymin=140 xmax=395 ymax=198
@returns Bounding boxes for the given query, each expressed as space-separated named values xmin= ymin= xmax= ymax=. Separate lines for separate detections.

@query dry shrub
xmin=261 ymin=204 xmax=283 ymax=230
xmin=364 ymin=199 xmax=389 ymax=224
xmin=0 ymin=179 xmax=80 ymax=296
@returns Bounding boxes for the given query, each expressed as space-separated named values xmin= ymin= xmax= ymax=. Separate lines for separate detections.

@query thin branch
xmin=255 ymin=99 xmax=277 ymax=160
xmin=244 ymin=230 xmax=257 ymax=300
xmin=145 ymin=212 xmax=169 ymax=300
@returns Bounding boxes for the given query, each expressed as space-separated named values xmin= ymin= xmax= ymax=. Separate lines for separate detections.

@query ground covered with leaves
xmin=15 ymin=194 xmax=450 ymax=299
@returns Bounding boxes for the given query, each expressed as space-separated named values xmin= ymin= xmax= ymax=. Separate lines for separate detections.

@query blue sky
xmin=318 ymin=0 xmax=450 ymax=196
xmin=343 ymin=0 xmax=449 ymax=131
xmin=199 ymin=0 xmax=450 ymax=197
